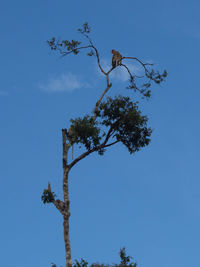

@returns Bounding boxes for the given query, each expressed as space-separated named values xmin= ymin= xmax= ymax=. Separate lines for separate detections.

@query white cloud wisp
xmin=40 ymin=72 xmax=88 ymax=93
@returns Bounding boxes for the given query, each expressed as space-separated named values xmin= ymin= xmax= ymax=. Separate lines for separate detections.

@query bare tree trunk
xmin=62 ymin=129 xmax=72 ymax=267
xmin=63 ymin=175 xmax=72 ymax=267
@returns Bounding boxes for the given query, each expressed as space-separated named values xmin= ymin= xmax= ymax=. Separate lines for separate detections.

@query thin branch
xmin=81 ymin=32 xmax=107 ymax=75
xmin=48 ymin=182 xmax=65 ymax=215
xmin=104 ymin=140 xmax=120 ymax=148
xmin=91 ymin=45 xmax=107 ymax=75
xmin=68 ymin=147 xmax=97 ymax=170
xmin=122 ymin=56 xmax=153 ymax=73
xmin=68 ymin=116 xmax=123 ymax=170
xmin=101 ymin=126 xmax=114 ymax=146
xmin=107 ymin=66 xmax=115 ymax=76
xmin=59 ymin=45 xmax=92 ymax=57
xmin=123 ymin=56 xmax=153 ymax=66
xmin=121 ymin=63 xmax=133 ymax=78
xmin=57 ymin=35 xmax=106 ymax=76
xmin=120 ymin=63 xmax=144 ymax=79
xmin=94 ymin=76 xmax=112 ymax=117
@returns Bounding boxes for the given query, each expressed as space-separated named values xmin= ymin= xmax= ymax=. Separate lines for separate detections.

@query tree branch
xmin=59 ymin=45 xmax=92 ymax=57
xmin=122 ymin=56 xmax=153 ymax=73
xmin=53 ymin=199 xmax=66 ymax=215
xmin=94 ymin=75 xmax=112 ymax=117
xmin=68 ymin=118 xmax=121 ymax=170
xmin=68 ymin=124 xmax=115 ymax=170
xmin=120 ymin=63 xmax=144 ymax=79
xmin=48 ymin=182 xmax=66 ymax=215
xmin=79 ymin=32 xmax=107 ymax=76
xmin=91 ymin=44 xmax=107 ymax=75
xmin=104 ymin=140 xmax=120 ymax=148
xmin=93 ymin=56 xmax=149 ymax=110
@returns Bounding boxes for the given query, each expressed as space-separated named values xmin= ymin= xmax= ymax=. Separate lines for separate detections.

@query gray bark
xmin=62 ymin=129 xmax=72 ymax=267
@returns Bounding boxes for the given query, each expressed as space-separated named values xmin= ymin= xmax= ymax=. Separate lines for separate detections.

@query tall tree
xmin=41 ymin=23 xmax=167 ymax=267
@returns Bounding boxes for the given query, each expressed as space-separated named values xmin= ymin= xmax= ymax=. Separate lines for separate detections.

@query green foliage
xmin=47 ymin=22 xmax=92 ymax=57
xmin=66 ymin=95 xmax=151 ymax=156
xmin=77 ymin=22 xmax=91 ymax=34
xmin=87 ymin=50 xmax=94 ymax=56
xmin=68 ymin=116 xmax=102 ymax=151
xmin=62 ymin=40 xmax=81 ymax=54
xmin=71 ymin=248 xmax=137 ymax=267
xmin=97 ymin=95 xmax=152 ymax=154
xmin=119 ymin=247 xmax=137 ymax=267
xmin=41 ymin=189 xmax=56 ymax=204
xmin=73 ymin=258 xmax=89 ymax=267
xmin=47 ymin=37 xmax=81 ymax=55
xmin=145 ymin=69 xmax=167 ymax=84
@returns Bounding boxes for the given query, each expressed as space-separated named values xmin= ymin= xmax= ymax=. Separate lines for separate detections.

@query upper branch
xmin=59 ymin=45 xmax=92 ymax=57
xmin=94 ymin=74 xmax=112 ymax=117
xmin=120 ymin=63 xmax=144 ymax=79
xmin=81 ymin=31 xmax=107 ymax=76
xmin=104 ymin=140 xmax=120 ymax=148
xmin=90 ymin=44 xmax=107 ymax=75
xmin=122 ymin=56 xmax=153 ymax=73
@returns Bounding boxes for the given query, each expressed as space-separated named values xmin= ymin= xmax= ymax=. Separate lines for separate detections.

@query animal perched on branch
xmin=112 ymin=49 xmax=122 ymax=68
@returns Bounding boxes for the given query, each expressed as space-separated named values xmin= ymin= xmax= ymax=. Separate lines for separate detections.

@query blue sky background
xmin=1 ymin=0 xmax=200 ymax=267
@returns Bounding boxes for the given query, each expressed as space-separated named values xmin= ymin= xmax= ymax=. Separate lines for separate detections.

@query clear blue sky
xmin=1 ymin=0 xmax=200 ymax=267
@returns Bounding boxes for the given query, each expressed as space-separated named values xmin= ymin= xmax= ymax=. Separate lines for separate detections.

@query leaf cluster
xmin=41 ymin=189 xmax=56 ymax=204
xmin=47 ymin=23 xmax=92 ymax=57
xmin=72 ymin=247 xmax=137 ymax=267
xmin=146 ymin=69 xmax=167 ymax=84
xmin=67 ymin=116 xmax=102 ymax=151
xmin=47 ymin=37 xmax=81 ymax=55
xmin=127 ymin=69 xmax=167 ymax=99
xmin=119 ymin=247 xmax=137 ymax=267
xmin=96 ymin=95 xmax=152 ymax=154
xmin=67 ymin=95 xmax=152 ymax=156
xmin=77 ymin=22 xmax=91 ymax=34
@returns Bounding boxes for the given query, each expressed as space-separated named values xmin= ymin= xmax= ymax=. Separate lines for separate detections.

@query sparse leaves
xmin=77 ymin=22 xmax=91 ymax=34
xmin=126 ymin=69 xmax=167 ymax=99
xmin=41 ymin=189 xmax=56 ymax=203
xmin=71 ymin=248 xmax=137 ymax=267
xmin=145 ymin=69 xmax=168 ymax=84
xmin=62 ymin=40 xmax=81 ymax=54
xmin=47 ymin=38 xmax=81 ymax=55
xmin=87 ymin=50 xmax=94 ymax=56
xmin=73 ymin=259 xmax=89 ymax=267
xmin=119 ymin=247 xmax=137 ymax=267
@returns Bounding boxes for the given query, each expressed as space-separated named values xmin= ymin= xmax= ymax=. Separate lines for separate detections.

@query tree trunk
xmin=62 ymin=129 xmax=72 ymax=267
xmin=63 ymin=216 xmax=72 ymax=267
xmin=63 ymin=175 xmax=72 ymax=267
